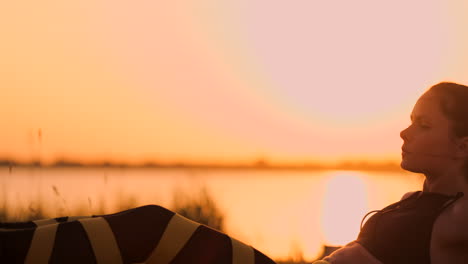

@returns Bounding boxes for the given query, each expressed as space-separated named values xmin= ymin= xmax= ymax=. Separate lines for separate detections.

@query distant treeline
xmin=0 ymin=159 xmax=402 ymax=171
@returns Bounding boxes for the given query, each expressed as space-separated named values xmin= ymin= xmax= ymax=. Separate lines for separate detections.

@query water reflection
xmin=0 ymin=167 xmax=422 ymax=261
xmin=321 ymin=172 xmax=368 ymax=246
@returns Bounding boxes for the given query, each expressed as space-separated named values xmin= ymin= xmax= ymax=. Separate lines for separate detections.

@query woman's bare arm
xmin=319 ymin=241 xmax=382 ymax=264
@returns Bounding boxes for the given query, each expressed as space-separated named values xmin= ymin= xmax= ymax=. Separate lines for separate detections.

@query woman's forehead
xmin=411 ymin=96 xmax=447 ymax=121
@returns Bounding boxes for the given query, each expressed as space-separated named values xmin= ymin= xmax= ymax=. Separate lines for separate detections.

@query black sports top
xmin=356 ymin=191 xmax=463 ymax=264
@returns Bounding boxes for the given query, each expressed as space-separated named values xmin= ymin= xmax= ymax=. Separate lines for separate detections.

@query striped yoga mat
xmin=0 ymin=205 xmax=276 ymax=264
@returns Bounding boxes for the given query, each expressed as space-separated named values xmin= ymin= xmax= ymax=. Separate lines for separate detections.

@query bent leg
xmin=0 ymin=205 xmax=277 ymax=264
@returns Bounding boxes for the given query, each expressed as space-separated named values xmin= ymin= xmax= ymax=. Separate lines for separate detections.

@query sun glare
xmin=321 ymin=172 xmax=368 ymax=246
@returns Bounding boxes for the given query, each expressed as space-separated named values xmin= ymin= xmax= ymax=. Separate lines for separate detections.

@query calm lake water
xmin=0 ymin=167 xmax=424 ymax=261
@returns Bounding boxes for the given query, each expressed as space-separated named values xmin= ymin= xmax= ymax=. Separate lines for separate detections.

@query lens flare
xmin=321 ymin=172 xmax=368 ymax=246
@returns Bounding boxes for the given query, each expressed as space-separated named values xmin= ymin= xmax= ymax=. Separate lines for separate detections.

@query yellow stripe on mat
xmin=78 ymin=217 xmax=123 ymax=264
xmin=231 ymin=237 xmax=254 ymax=264
xmin=144 ymin=213 xmax=200 ymax=264
xmin=33 ymin=218 xmax=58 ymax=226
xmin=25 ymin=223 xmax=59 ymax=264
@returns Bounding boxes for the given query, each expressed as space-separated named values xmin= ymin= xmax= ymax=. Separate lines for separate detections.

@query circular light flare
xmin=321 ymin=173 xmax=369 ymax=246
xmin=235 ymin=1 xmax=449 ymax=125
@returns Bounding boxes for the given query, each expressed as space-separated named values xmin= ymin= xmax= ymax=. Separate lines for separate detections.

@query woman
xmin=314 ymin=82 xmax=468 ymax=264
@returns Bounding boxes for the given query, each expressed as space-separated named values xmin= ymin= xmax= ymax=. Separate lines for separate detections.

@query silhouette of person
xmin=314 ymin=82 xmax=468 ymax=263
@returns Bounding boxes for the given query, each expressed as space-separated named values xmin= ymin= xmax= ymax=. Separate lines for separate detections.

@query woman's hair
xmin=426 ymin=82 xmax=468 ymax=176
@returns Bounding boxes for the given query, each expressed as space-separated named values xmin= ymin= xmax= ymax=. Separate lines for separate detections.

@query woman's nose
xmin=400 ymin=127 xmax=409 ymax=141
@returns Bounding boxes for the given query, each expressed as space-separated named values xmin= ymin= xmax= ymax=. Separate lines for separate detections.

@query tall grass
xmin=0 ymin=184 xmax=224 ymax=232
xmin=172 ymin=186 xmax=224 ymax=231
xmin=0 ymin=182 xmax=311 ymax=263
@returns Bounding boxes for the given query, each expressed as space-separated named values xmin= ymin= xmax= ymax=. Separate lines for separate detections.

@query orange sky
xmin=1 ymin=1 xmax=468 ymax=165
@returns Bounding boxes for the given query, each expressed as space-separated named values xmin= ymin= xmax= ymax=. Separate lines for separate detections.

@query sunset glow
xmin=321 ymin=173 xmax=368 ymax=246
xmin=2 ymin=1 xmax=468 ymax=165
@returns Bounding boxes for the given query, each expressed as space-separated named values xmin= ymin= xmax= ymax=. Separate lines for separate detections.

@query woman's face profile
xmin=399 ymin=93 xmax=459 ymax=175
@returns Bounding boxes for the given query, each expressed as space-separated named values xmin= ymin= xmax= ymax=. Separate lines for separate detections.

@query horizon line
xmin=0 ymin=158 xmax=403 ymax=172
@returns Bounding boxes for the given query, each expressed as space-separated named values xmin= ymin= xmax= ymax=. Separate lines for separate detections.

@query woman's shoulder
xmin=447 ymin=194 xmax=468 ymax=223
xmin=431 ymin=195 xmax=468 ymax=262
xmin=433 ymin=194 xmax=468 ymax=244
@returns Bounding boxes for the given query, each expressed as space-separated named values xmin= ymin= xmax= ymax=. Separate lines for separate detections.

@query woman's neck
xmin=423 ymin=169 xmax=468 ymax=195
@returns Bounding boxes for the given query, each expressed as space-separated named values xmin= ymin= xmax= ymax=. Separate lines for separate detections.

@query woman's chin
xmin=400 ymin=159 xmax=412 ymax=170
xmin=400 ymin=160 xmax=423 ymax=173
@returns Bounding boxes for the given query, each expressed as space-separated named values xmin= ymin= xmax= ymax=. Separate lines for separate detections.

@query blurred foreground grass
xmin=0 ymin=184 xmax=316 ymax=263
xmin=0 ymin=185 xmax=224 ymax=229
